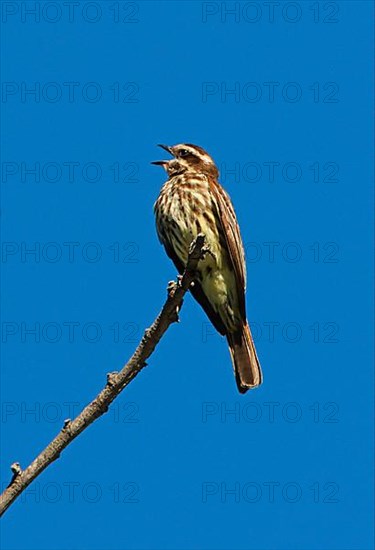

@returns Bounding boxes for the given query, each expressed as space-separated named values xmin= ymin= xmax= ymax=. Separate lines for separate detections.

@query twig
xmin=0 ymin=235 xmax=206 ymax=517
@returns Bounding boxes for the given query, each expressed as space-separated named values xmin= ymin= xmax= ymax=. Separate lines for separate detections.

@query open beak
xmin=157 ymin=144 xmax=173 ymax=154
xmin=151 ymin=144 xmax=173 ymax=166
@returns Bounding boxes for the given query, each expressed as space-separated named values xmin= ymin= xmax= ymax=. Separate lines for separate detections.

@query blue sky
xmin=0 ymin=1 xmax=373 ymax=549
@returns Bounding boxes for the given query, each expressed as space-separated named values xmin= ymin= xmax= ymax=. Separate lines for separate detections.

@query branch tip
xmin=8 ymin=463 xmax=22 ymax=487
xmin=10 ymin=463 xmax=22 ymax=476
xmin=106 ymin=372 xmax=118 ymax=386
xmin=63 ymin=419 xmax=71 ymax=430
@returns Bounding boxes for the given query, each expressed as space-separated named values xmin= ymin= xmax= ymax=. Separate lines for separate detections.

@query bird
xmin=152 ymin=143 xmax=262 ymax=393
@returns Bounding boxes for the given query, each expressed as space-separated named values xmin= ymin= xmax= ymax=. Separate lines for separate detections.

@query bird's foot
xmin=201 ymin=244 xmax=215 ymax=260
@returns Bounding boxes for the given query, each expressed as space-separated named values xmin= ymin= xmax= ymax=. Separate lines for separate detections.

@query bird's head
xmin=152 ymin=143 xmax=219 ymax=178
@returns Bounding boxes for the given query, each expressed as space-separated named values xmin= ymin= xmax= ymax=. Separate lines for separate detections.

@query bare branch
xmin=0 ymin=234 xmax=206 ymax=517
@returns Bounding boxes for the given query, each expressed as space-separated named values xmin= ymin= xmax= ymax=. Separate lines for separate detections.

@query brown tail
xmin=227 ymin=323 xmax=263 ymax=393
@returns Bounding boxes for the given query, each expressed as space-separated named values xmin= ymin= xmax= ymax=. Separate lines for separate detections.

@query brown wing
xmin=207 ymin=176 xmax=247 ymax=321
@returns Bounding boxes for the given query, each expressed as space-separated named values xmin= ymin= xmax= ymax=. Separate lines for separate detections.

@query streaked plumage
xmin=153 ymin=143 xmax=262 ymax=392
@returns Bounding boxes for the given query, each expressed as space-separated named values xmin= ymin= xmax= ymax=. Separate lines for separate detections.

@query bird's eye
xmin=179 ymin=149 xmax=190 ymax=158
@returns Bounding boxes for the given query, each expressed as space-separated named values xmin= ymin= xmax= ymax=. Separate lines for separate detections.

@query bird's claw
xmin=201 ymin=244 xmax=214 ymax=259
